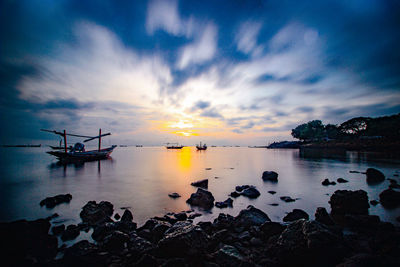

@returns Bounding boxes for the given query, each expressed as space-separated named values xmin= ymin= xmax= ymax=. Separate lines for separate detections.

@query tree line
xmin=291 ymin=113 xmax=400 ymax=142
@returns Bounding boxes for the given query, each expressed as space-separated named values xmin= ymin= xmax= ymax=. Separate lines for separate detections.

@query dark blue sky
xmin=1 ymin=0 xmax=400 ymax=145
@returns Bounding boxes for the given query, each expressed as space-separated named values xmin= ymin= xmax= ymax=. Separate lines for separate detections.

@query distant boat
xmin=135 ymin=145 xmax=143 ymax=147
xmin=119 ymin=145 xmax=128 ymax=147
xmin=211 ymin=145 xmax=217 ymax=147
xmin=41 ymin=128 xmax=116 ymax=162
xmin=248 ymin=146 xmax=268 ymax=148
xmin=2 ymin=144 xmax=41 ymax=147
xmin=165 ymin=143 xmax=184 ymax=149
xmin=196 ymin=142 xmax=207 ymax=150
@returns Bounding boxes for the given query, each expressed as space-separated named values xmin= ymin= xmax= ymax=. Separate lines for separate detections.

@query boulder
xmin=235 ymin=185 xmax=250 ymax=192
xmin=103 ymin=230 xmax=130 ymax=252
xmin=190 ymin=179 xmax=208 ymax=188
xmin=240 ymin=186 xmax=260 ymax=198
xmin=121 ymin=209 xmax=133 ymax=222
xmin=40 ymin=194 xmax=72 ymax=208
xmin=188 ymin=213 xmax=202 ymax=220
xmin=213 ymin=213 xmax=234 ymax=230
xmin=337 ymin=178 xmax=348 ymax=183
xmin=283 ymin=209 xmax=309 ymax=222
xmin=62 ymin=240 xmax=105 ymax=266
xmin=322 ymin=178 xmax=336 ymax=186
xmin=370 ymin=200 xmax=379 ymax=206
xmin=80 ymin=201 xmax=114 ymax=225
xmin=213 ymin=244 xmax=248 ymax=266
xmin=262 ymin=171 xmax=278 ymax=182
xmin=61 ymin=224 xmax=80 ymax=241
xmin=168 ymin=193 xmax=181 ymax=198
xmin=280 ymin=196 xmax=296 ymax=202
xmin=366 ymin=168 xmax=385 ymax=184
xmin=52 ymin=224 xmax=65 ymax=235
xmin=314 ymin=207 xmax=334 ymax=225
xmin=186 ymin=188 xmax=214 ymax=209
xmin=157 ymin=222 xmax=209 ymax=257
xmin=268 ymin=191 xmax=277 ymax=194
xmin=215 ymin=198 xmax=233 ymax=208
xmin=329 ymin=190 xmax=370 ymax=215
xmin=234 ymin=205 xmax=271 ymax=228
xmin=379 ymin=188 xmax=400 ymax=208
xmin=114 ymin=213 xmax=121 ymax=220
xmin=174 ymin=212 xmax=188 ymax=221
xmin=230 ymin=191 xmax=241 ymax=198
xmin=260 ymin=222 xmax=286 ymax=240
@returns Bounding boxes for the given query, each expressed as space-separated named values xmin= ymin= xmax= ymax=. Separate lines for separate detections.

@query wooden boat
xmin=165 ymin=143 xmax=184 ymax=149
xmin=41 ymin=128 xmax=116 ymax=162
xmin=196 ymin=142 xmax=207 ymax=150
xmin=2 ymin=144 xmax=41 ymax=147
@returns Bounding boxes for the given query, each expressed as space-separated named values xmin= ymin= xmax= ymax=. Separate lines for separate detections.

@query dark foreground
xmin=1 ymin=188 xmax=400 ymax=267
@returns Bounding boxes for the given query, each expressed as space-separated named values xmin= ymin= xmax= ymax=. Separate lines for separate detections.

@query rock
xmin=268 ymin=190 xmax=276 ymax=194
xmin=269 ymin=203 xmax=279 ymax=206
xmin=271 ymin=220 xmax=347 ymax=266
xmin=168 ymin=192 xmax=181 ymax=198
xmin=46 ymin=213 xmax=59 ymax=221
xmin=379 ymin=188 xmax=400 ymax=208
xmin=127 ymin=232 xmax=155 ymax=257
xmin=205 ymin=168 xmax=212 ymax=170
xmin=370 ymin=200 xmax=379 ymax=206
xmin=315 ymin=207 xmax=334 ymax=225
xmin=349 ymin=170 xmax=361 ymax=173
xmin=389 ymin=179 xmax=400 ymax=189
xmin=186 ymin=188 xmax=214 ymax=209
xmin=329 ymin=190 xmax=370 ymax=215
xmin=61 ymin=224 xmax=80 ymax=241
xmin=197 ymin=221 xmax=213 ymax=234
xmin=62 ymin=240 xmax=105 ymax=266
xmin=397 ymin=216 xmax=400 ymax=223
xmin=80 ymin=201 xmax=114 ymax=225
xmin=280 ymin=196 xmax=296 ymax=202
xmin=215 ymin=198 xmax=233 ymax=208
xmin=103 ymin=230 xmax=130 ymax=252
xmin=322 ymin=178 xmax=336 ymax=186
xmin=190 ymin=179 xmax=208 ymax=188
xmin=157 ymin=222 xmax=209 ymax=257
xmin=152 ymin=221 xmax=172 ymax=242
xmin=283 ymin=209 xmax=309 ymax=222
xmin=234 ymin=205 xmax=271 ymax=228
xmin=337 ymin=178 xmax=348 ymax=183
xmin=235 ymin=185 xmax=250 ymax=192
xmin=188 ymin=213 xmax=202 ymax=220
xmin=114 ymin=213 xmax=121 ymax=220
xmin=240 ymin=186 xmax=260 ymax=198
xmin=39 ymin=194 xmax=72 ymax=208
xmin=230 ymin=191 xmax=241 ymax=198
xmin=213 ymin=213 xmax=234 ymax=230
xmin=52 ymin=224 xmax=65 ymax=235
xmin=250 ymin=237 xmax=263 ymax=246
xmin=262 ymin=171 xmax=278 ymax=182
xmin=174 ymin=212 xmax=188 ymax=221
xmin=366 ymin=168 xmax=385 ymax=184
xmin=121 ymin=209 xmax=133 ymax=222
xmin=214 ymin=244 xmax=248 ymax=266
xmin=134 ymin=254 xmax=158 ymax=267
xmin=343 ymin=214 xmax=380 ymax=229
xmin=260 ymin=222 xmax=286 ymax=239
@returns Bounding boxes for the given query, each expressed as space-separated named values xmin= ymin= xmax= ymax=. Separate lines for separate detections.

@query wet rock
xmin=366 ymin=168 xmax=385 ymax=184
xmin=121 ymin=209 xmax=133 ymax=222
xmin=62 ymin=240 xmax=105 ymax=266
xmin=343 ymin=214 xmax=380 ymax=229
xmin=283 ymin=209 xmax=309 ymax=222
xmin=188 ymin=213 xmax=202 ymax=220
xmin=114 ymin=213 xmax=121 ymax=220
xmin=337 ymin=178 xmax=348 ymax=183
xmin=234 ymin=205 xmax=271 ymax=228
xmin=250 ymin=237 xmax=263 ymax=246
xmin=190 ymin=179 xmax=208 ymax=188
xmin=260 ymin=221 xmax=286 ymax=240
xmin=349 ymin=170 xmax=361 ymax=173
xmin=133 ymin=254 xmax=158 ymax=267
xmin=336 ymin=253 xmax=397 ymax=267
xmin=61 ymin=224 xmax=80 ymax=241
xmin=52 ymin=224 xmax=65 ymax=235
xmin=389 ymin=179 xmax=400 ymax=189
xmin=241 ymin=186 xmax=260 ymax=198
xmin=269 ymin=203 xmax=279 ymax=206
xmin=174 ymin=212 xmax=188 ymax=221
xmin=280 ymin=196 xmax=296 ymax=202
xmin=329 ymin=190 xmax=370 ymax=215
xmin=315 ymin=207 xmax=334 ymax=225
xmin=157 ymin=222 xmax=209 ymax=257
xmin=197 ymin=221 xmax=213 ymax=234
xmin=40 ymin=194 xmax=72 ymax=208
xmin=152 ymin=221 xmax=172 ymax=242
xmin=0 ymin=218 xmax=58 ymax=265
xmin=46 ymin=213 xmax=59 ymax=221
xmin=168 ymin=192 xmax=181 ymax=198
xmin=370 ymin=200 xmax=379 ymax=206
xmin=128 ymin=232 xmax=155 ymax=256
xmin=80 ymin=201 xmax=114 ymax=225
xmin=103 ymin=230 xmax=130 ymax=252
xmin=235 ymin=185 xmax=250 ymax=192
xmin=379 ymin=188 xmax=400 ymax=208
xmin=161 ymin=258 xmax=187 ymax=267
xmin=186 ymin=188 xmax=215 ymax=209
xmin=270 ymin=220 xmax=347 ymax=266
xmin=213 ymin=213 xmax=235 ymax=230
xmin=322 ymin=178 xmax=336 ymax=186
xmin=214 ymin=244 xmax=248 ymax=266
xmin=268 ymin=190 xmax=276 ymax=194
xmin=262 ymin=171 xmax=278 ymax=182
xmin=205 ymin=168 xmax=212 ymax=170
xmin=215 ymin=198 xmax=233 ymax=208
xmin=230 ymin=191 xmax=241 ymax=198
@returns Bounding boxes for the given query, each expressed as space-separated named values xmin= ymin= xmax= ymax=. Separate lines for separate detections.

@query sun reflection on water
xmin=177 ymin=147 xmax=192 ymax=172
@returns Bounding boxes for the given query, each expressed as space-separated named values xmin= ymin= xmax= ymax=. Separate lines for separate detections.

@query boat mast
xmin=63 ymin=130 xmax=67 ymax=153
xmin=98 ymin=128 xmax=101 ymax=151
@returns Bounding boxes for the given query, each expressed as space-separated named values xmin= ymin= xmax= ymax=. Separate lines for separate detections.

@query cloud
xmin=177 ymin=23 xmax=217 ymax=69
xmin=192 ymin=100 xmax=210 ymax=111
xmin=200 ymin=108 xmax=223 ymax=118
xmin=235 ymin=21 xmax=263 ymax=56
xmin=146 ymin=0 xmax=193 ymax=37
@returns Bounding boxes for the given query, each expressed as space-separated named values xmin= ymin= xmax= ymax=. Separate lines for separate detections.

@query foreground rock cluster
xmin=1 ymin=188 xmax=399 ymax=267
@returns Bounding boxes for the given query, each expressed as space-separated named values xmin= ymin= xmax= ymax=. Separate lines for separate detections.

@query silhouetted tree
xmin=339 ymin=117 xmax=370 ymax=137
xmin=291 ymin=120 xmax=325 ymax=141
xmin=325 ymin=124 xmax=339 ymax=139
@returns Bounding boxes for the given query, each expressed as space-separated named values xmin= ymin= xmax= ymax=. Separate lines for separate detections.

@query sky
xmin=1 ymin=0 xmax=400 ymax=146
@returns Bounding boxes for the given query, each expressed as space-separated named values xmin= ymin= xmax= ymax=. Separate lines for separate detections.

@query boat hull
xmin=47 ymin=146 xmax=116 ymax=162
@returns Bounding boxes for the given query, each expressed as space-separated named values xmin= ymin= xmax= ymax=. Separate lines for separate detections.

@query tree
xmin=339 ymin=117 xmax=370 ymax=137
xmin=291 ymin=120 xmax=325 ymax=141
xmin=324 ymin=124 xmax=339 ymax=140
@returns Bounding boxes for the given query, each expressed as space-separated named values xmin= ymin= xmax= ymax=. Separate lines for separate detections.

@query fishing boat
xmin=196 ymin=142 xmax=207 ymax=150
xmin=41 ymin=129 xmax=116 ymax=162
xmin=165 ymin=143 xmax=184 ymax=149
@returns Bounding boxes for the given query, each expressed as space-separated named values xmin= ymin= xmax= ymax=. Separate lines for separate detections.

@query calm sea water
xmin=1 ymin=146 xmax=399 ymax=227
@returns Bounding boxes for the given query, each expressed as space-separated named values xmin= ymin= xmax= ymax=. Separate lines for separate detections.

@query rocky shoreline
xmin=1 ymin=168 xmax=400 ymax=266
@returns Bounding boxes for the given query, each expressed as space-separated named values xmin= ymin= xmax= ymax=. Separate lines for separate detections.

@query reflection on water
xmin=0 ymin=146 xmax=399 ymax=227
